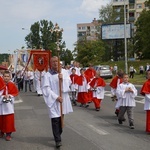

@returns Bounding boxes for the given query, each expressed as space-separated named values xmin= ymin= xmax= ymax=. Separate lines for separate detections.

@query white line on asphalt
xmin=14 ymin=95 xmax=23 ymax=104
xmin=14 ymin=99 xmax=23 ymax=104
xmin=87 ymin=124 xmax=109 ymax=135
xmin=104 ymin=91 xmax=145 ymax=104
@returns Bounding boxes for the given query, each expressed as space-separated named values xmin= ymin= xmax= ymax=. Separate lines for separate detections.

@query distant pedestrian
xmin=140 ymin=70 xmax=150 ymax=133
xmin=129 ymin=65 xmax=134 ymax=78
xmin=145 ymin=63 xmax=150 ymax=72
xmin=139 ymin=65 xmax=144 ymax=74
xmin=116 ymin=73 xmax=137 ymax=129
xmin=113 ymin=64 xmax=118 ymax=74
xmin=0 ymin=70 xmax=19 ymax=141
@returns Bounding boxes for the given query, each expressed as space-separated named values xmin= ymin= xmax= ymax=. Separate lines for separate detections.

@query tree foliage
xmin=0 ymin=54 xmax=9 ymax=64
xmin=24 ymin=20 xmax=73 ymax=62
xmin=60 ymin=48 xmax=73 ymax=65
xmin=134 ymin=9 xmax=150 ymax=59
xmin=74 ymin=40 xmax=105 ymax=67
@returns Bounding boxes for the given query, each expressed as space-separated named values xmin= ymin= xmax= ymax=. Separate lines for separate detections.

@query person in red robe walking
xmin=140 ymin=69 xmax=150 ymax=133
xmin=84 ymin=63 xmax=96 ymax=103
xmin=109 ymin=70 xmax=124 ymax=116
xmin=0 ymin=70 xmax=19 ymax=141
xmin=0 ymin=76 xmax=5 ymax=91
xmin=76 ymin=68 xmax=90 ymax=107
xmin=70 ymin=68 xmax=79 ymax=105
xmin=89 ymin=71 xmax=106 ymax=111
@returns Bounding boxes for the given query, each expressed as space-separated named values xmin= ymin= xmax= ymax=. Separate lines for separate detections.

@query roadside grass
xmin=101 ymin=59 xmax=150 ymax=85
xmin=105 ymin=73 xmax=147 ymax=85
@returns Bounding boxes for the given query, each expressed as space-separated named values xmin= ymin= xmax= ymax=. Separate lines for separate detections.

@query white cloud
xmin=78 ymin=0 xmax=109 ymax=17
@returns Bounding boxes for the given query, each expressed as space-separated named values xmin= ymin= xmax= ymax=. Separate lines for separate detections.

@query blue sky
xmin=0 ymin=0 xmax=110 ymax=54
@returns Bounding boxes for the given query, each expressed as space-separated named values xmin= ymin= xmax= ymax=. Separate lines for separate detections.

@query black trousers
xmin=51 ymin=117 xmax=62 ymax=142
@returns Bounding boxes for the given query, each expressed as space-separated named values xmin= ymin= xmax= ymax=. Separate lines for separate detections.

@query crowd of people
xmin=0 ymin=61 xmax=150 ymax=148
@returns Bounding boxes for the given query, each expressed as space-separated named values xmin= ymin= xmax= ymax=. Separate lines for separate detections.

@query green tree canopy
xmin=74 ymin=40 xmax=105 ymax=67
xmin=134 ymin=9 xmax=150 ymax=59
xmin=24 ymin=19 xmax=65 ymax=56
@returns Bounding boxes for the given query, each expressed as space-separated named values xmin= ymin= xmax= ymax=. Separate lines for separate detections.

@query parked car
xmin=94 ymin=65 xmax=113 ymax=79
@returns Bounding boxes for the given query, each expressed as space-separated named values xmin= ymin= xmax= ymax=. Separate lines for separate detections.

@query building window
xmin=82 ymin=26 xmax=86 ymax=30
xmin=136 ymin=4 xmax=142 ymax=9
xmin=78 ymin=27 xmax=81 ymax=30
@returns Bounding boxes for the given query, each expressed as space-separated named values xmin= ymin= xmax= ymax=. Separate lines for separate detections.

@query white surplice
xmin=41 ymin=69 xmax=73 ymax=118
xmin=115 ymin=82 xmax=137 ymax=108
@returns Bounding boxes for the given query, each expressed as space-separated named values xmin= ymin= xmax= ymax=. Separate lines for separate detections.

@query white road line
xmin=86 ymin=124 xmax=109 ymax=135
xmin=104 ymin=91 xmax=145 ymax=104
xmin=14 ymin=99 xmax=23 ymax=104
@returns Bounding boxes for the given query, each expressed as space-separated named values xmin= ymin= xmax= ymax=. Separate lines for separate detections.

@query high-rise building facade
xmin=112 ymin=0 xmax=148 ymax=23
xmin=77 ymin=18 xmax=102 ymax=41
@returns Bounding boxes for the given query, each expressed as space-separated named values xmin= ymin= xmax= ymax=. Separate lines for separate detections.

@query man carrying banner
xmin=41 ymin=56 xmax=73 ymax=148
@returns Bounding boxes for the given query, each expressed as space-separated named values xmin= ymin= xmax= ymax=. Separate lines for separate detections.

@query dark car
xmin=94 ymin=65 xmax=113 ymax=79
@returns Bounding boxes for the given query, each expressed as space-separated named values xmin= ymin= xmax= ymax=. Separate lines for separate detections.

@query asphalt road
xmin=0 ymin=85 xmax=150 ymax=150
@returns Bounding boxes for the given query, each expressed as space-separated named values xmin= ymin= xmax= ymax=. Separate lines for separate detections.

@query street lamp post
xmin=22 ymin=28 xmax=32 ymax=49
xmin=124 ymin=0 xmax=128 ymax=74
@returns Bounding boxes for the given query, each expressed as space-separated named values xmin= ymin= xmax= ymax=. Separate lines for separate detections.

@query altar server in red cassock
xmin=89 ymin=71 xmax=106 ymax=111
xmin=140 ymin=70 xmax=150 ymax=133
xmin=0 ymin=70 xmax=19 ymax=141
xmin=84 ymin=63 xmax=96 ymax=102
xmin=109 ymin=70 xmax=124 ymax=116
xmin=0 ymin=76 xmax=5 ymax=90
xmin=76 ymin=68 xmax=90 ymax=107
xmin=70 ymin=68 xmax=79 ymax=105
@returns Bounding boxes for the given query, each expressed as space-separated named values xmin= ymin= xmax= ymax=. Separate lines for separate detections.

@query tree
xmin=24 ymin=20 xmax=65 ymax=56
xmin=74 ymin=40 xmax=105 ymax=67
xmin=60 ymin=48 xmax=73 ymax=65
xmin=134 ymin=9 xmax=150 ymax=59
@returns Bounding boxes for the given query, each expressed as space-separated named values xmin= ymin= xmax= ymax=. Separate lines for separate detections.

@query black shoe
xmin=130 ymin=123 xmax=134 ymax=129
xmin=80 ymin=104 xmax=83 ymax=107
xmin=73 ymin=101 xmax=77 ymax=106
xmin=118 ymin=119 xmax=123 ymax=124
xmin=122 ymin=118 xmax=126 ymax=122
xmin=38 ymin=94 xmax=40 ymax=96
xmin=85 ymin=104 xmax=89 ymax=108
xmin=115 ymin=111 xmax=119 ymax=117
xmin=56 ymin=141 xmax=62 ymax=148
xmin=96 ymin=108 xmax=100 ymax=111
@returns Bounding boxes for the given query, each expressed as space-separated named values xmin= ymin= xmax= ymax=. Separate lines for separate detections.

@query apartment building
xmin=112 ymin=0 xmax=148 ymax=22
xmin=77 ymin=18 xmax=102 ymax=41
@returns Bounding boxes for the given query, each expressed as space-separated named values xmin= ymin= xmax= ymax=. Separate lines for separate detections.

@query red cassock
xmin=0 ymin=76 xmax=5 ymax=91
xmin=90 ymin=77 xmax=106 ymax=88
xmin=84 ymin=69 xmax=96 ymax=101
xmin=140 ymin=79 xmax=150 ymax=133
xmin=109 ymin=75 xmax=123 ymax=89
xmin=0 ymin=82 xmax=19 ymax=133
xmin=90 ymin=77 xmax=106 ymax=109
xmin=70 ymin=74 xmax=79 ymax=84
xmin=76 ymin=75 xmax=90 ymax=104
xmin=84 ymin=68 xmax=96 ymax=79
xmin=76 ymin=75 xmax=90 ymax=86
xmin=140 ymin=79 xmax=150 ymax=96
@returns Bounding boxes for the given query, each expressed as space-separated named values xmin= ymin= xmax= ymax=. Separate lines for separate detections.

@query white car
xmin=94 ymin=65 xmax=113 ymax=79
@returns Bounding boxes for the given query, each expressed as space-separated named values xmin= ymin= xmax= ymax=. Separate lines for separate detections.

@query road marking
xmin=14 ymin=95 xmax=23 ymax=104
xmin=87 ymin=124 xmax=109 ymax=135
xmin=105 ymin=91 xmax=145 ymax=104
xmin=14 ymin=99 xmax=23 ymax=104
